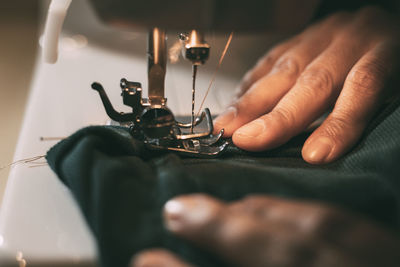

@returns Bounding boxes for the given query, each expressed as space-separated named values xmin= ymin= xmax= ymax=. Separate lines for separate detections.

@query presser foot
xmin=142 ymin=110 xmax=228 ymax=158
xmin=92 ymin=78 xmax=229 ymax=158
xmin=144 ymin=129 xmax=229 ymax=158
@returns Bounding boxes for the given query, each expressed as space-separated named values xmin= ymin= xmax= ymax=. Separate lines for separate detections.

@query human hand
xmin=131 ymin=194 xmax=400 ymax=267
xmin=213 ymin=6 xmax=400 ymax=164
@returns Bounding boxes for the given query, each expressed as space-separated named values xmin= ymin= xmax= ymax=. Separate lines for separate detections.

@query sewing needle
xmin=191 ymin=64 xmax=198 ymax=133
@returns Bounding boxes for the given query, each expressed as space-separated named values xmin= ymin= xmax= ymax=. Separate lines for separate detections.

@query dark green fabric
xmin=46 ymin=98 xmax=400 ymax=267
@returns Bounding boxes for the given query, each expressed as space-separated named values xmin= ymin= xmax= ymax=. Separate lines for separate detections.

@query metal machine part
xmin=42 ymin=3 xmax=228 ymax=157
xmin=179 ymin=30 xmax=210 ymax=133
xmin=147 ymin=28 xmax=167 ymax=106
xmin=91 ymin=28 xmax=228 ymax=158
xmin=180 ymin=30 xmax=210 ymax=65
xmin=91 ymin=79 xmax=228 ymax=157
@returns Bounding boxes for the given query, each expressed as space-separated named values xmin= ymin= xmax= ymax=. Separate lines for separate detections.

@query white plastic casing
xmin=43 ymin=0 xmax=72 ymax=63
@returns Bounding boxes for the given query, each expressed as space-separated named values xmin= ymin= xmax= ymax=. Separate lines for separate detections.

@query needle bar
xmin=191 ymin=64 xmax=198 ymax=133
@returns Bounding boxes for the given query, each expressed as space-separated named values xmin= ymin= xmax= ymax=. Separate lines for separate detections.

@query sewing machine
xmin=42 ymin=0 xmax=318 ymax=158
xmin=87 ymin=28 xmax=229 ymax=158
xmin=44 ymin=0 xmax=234 ymax=157
xmin=0 ymin=0 xmax=317 ymax=266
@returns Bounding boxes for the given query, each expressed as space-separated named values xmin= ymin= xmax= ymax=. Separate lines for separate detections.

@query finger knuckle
xmin=271 ymin=107 xmax=297 ymax=128
xmin=298 ymin=67 xmax=335 ymax=98
xmin=259 ymin=50 xmax=278 ymax=67
xmin=348 ymin=62 xmax=387 ymax=96
xmin=272 ymin=56 xmax=301 ymax=79
xmin=321 ymin=115 xmax=352 ymax=138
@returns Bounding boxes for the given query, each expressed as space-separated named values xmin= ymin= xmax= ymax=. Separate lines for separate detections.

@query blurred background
xmin=0 ymin=1 xmax=40 ymax=205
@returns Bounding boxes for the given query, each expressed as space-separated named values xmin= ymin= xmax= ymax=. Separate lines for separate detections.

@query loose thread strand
xmin=196 ymin=31 xmax=234 ymax=118
xmin=0 ymin=155 xmax=46 ymax=172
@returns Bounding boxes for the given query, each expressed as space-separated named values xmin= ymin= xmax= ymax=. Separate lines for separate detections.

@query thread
xmin=196 ymin=32 xmax=234 ymax=118
xmin=0 ymin=155 xmax=47 ymax=172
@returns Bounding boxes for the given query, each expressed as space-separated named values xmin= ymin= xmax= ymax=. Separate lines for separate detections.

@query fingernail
xmin=164 ymin=200 xmax=185 ymax=232
xmin=163 ymin=197 xmax=218 ymax=233
xmin=303 ymin=137 xmax=333 ymax=163
xmin=235 ymin=119 xmax=266 ymax=138
xmin=214 ymin=106 xmax=237 ymax=127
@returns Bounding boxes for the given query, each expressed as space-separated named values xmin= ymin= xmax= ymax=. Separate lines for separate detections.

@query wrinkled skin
xmin=213 ymin=6 xmax=400 ymax=164
xmin=131 ymin=194 xmax=400 ymax=267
